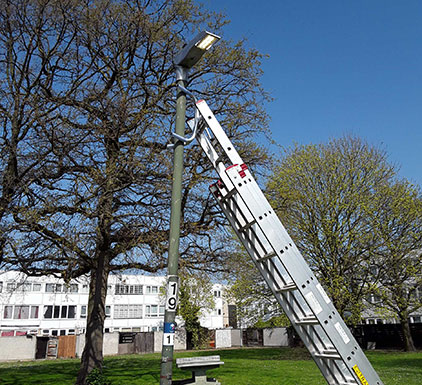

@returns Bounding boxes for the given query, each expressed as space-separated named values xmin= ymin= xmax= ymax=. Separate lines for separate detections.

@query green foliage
xmin=365 ymin=180 xmax=422 ymax=350
xmin=253 ymin=314 xmax=290 ymax=328
xmin=225 ymin=248 xmax=286 ymax=327
xmin=266 ymin=136 xmax=405 ymax=325
xmin=177 ymin=272 xmax=215 ymax=349
xmin=86 ymin=368 xmax=111 ymax=385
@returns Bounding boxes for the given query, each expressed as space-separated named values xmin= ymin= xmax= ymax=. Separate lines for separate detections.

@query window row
xmin=0 ymin=282 xmax=78 ymax=294
xmin=2 ymin=304 xmax=165 ymax=320
xmin=0 ymin=281 xmax=160 ymax=295
xmin=113 ymin=284 xmax=160 ymax=295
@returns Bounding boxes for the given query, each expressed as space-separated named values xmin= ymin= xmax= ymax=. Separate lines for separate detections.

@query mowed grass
xmin=0 ymin=347 xmax=421 ymax=385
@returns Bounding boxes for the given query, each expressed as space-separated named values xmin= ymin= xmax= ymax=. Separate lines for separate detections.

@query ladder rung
xmin=257 ymin=251 xmax=276 ymax=261
xmin=275 ymin=282 xmax=297 ymax=292
xmin=339 ymin=381 xmax=358 ymax=385
xmin=221 ymin=189 xmax=237 ymax=201
xmin=314 ymin=352 xmax=341 ymax=360
xmin=322 ymin=348 xmax=338 ymax=355
xmin=239 ymin=220 xmax=256 ymax=232
xmin=296 ymin=315 xmax=319 ymax=325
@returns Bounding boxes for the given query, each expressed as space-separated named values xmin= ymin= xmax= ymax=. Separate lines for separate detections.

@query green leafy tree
xmin=177 ymin=272 xmax=214 ymax=349
xmin=266 ymin=136 xmax=396 ymax=325
xmin=225 ymin=246 xmax=287 ymax=328
xmin=0 ymin=0 xmax=270 ymax=383
xmin=368 ymin=181 xmax=422 ymax=351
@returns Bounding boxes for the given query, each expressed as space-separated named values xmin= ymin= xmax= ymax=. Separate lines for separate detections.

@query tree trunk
xmin=400 ymin=314 xmax=416 ymax=351
xmin=76 ymin=256 xmax=110 ymax=384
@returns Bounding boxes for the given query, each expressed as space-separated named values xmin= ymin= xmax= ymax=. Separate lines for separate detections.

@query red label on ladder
xmin=239 ymin=163 xmax=248 ymax=178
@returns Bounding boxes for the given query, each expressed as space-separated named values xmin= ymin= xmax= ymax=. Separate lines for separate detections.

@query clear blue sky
xmin=202 ymin=0 xmax=422 ymax=186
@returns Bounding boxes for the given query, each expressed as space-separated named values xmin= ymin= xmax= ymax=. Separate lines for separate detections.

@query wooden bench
xmin=173 ymin=355 xmax=224 ymax=384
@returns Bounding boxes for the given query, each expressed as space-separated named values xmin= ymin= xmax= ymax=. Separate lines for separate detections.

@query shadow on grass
xmin=103 ymin=355 xmax=161 ymax=384
xmin=0 ymin=359 xmax=80 ymax=385
xmin=366 ymin=350 xmax=422 ymax=370
xmin=175 ymin=347 xmax=312 ymax=362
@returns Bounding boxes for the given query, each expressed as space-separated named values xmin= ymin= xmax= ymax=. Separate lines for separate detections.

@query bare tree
xmin=1 ymin=1 xmax=271 ymax=383
xmin=0 ymin=0 xmax=76 ymax=265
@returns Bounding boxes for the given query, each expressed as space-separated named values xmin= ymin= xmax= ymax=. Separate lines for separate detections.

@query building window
xmin=114 ymin=305 xmax=142 ymax=319
xmin=44 ymin=305 xmax=76 ymax=319
xmin=51 ymin=330 xmax=58 ymax=336
xmin=214 ymin=290 xmax=221 ymax=298
xmin=3 ymin=306 xmax=13 ymax=319
xmin=68 ymin=329 xmax=75 ymax=335
xmin=23 ymin=282 xmax=32 ymax=292
xmin=115 ymin=284 xmax=143 ymax=295
xmin=46 ymin=284 xmax=54 ymax=293
xmin=105 ymin=306 xmax=111 ymax=318
xmin=6 ymin=282 xmax=16 ymax=292
xmin=32 ymin=283 xmax=41 ymax=292
xmin=145 ymin=305 xmax=164 ymax=318
xmin=68 ymin=306 xmax=76 ymax=318
xmin=0 ymin=281 xmax=2 ymax=293
xmin=114 ymin=305 xmax=126 ymax=319
xmin=82 ymin=284 xmax=89 ymax=293
xmin=44 ymin=306 xmax=53 ymax=319
xmin=30 ymin=306 xmax=39 ymax=319
xmin=65 ymin=284 xmax=78 ymax=293
xmin=81 ymin=306 xmax=87 ymax=318
xmin=46 ymin=283 xmax=63 ymax=293
xmin=146 ymin=285 xmax=158 ymax=294
xmin=217 ymin=309 xmax=222 ymax=316
xmin=14 ymin=306 xmax=30 ymax=319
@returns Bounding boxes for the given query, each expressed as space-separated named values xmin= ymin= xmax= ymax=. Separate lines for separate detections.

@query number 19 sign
xmin=165 ymin=280 xmax=178 ymax=312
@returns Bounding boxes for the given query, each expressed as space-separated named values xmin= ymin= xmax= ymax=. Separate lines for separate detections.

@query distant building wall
xmin=104 ymin=332 xmax=119 ymax=355
xmin=263 ymin=327 xmax=288 ymax=347
xmin=76 ymin=333 xmax=119 ymax=357
xmin=0 ymin=336 xmax=36 ymax=361
xmin=215 ymin=329 xmax=231 ymax=348
xmin=230 ymin=329 xmax=242 ymax=347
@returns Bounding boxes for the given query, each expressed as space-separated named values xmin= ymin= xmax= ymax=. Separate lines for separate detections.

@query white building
xmin=0 ymin=271 xmax=228 ymax=337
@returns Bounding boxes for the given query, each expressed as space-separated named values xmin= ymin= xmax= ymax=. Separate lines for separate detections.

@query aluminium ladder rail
xmin=192 ymin=98 xmax=383 ymax=385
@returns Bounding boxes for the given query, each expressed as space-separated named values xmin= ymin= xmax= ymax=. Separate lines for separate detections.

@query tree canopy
xmin=266 ymin=136 xmax=396 ymax=324
xmin=367 ymin=180 xmax=422 ymax=350
xmin=0 ymin=0 xmax=271 ymax=382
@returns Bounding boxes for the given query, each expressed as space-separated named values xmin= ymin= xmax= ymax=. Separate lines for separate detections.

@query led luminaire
xmin=174 ymin=31 xmax=221 ymax=68
xmin=196 ymin=35 xmax=219 ymax=50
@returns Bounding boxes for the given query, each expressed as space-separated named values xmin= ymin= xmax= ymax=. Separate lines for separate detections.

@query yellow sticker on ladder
xmin=353 ymin=365 xmax=369 ymax=385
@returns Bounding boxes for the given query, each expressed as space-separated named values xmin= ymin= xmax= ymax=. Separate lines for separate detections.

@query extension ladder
xmin=191 ymin=98 xmax=383 ymax=385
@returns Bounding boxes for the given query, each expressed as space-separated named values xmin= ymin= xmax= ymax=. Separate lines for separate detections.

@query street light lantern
xmin=160 ymin=30 xmax=221 ymax=385
xmin=174 ymin=31 xmax=221 ymax=69
xmin=195 ymin=32 xmax=220 ymax=50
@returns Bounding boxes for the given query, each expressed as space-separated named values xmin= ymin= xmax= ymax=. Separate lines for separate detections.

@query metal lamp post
xmin=160 ymin=31 xmax=220 ymax=385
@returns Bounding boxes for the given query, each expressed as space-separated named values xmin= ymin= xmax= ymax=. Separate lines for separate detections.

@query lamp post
xmin=160 ymin=31 xmax=220 ymax=385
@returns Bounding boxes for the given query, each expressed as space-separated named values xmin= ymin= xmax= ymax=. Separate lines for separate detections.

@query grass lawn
xmin=0 ymin=347 xmax=421 ymax=384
